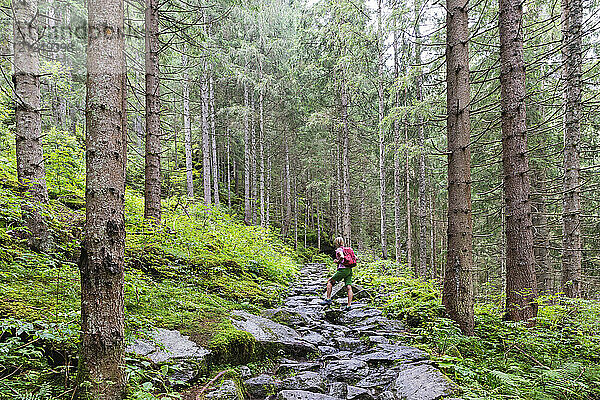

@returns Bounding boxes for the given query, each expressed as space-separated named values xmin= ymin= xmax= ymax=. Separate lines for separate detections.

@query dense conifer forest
xmin=1 ymin=0 xmax=600 ymax=398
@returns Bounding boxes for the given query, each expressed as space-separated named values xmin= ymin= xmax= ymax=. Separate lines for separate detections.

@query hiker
xmin=319 ymin=236 xmax=357 ymax=310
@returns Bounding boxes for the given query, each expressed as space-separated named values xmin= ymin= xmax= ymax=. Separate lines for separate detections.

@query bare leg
xmin=326 ymin=280 xmax=334 ymax=299
xmin=347 ymin=285 xmax=353 ymax=306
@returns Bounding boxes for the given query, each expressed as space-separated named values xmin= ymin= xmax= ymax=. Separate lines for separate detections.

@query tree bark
xmin=78 ymin=0 xmax=126 ymax=396
xmin=200 ymin=55 xmax=212 ymax=206
xmin=415 ymin=4 xmax=427 ymax=278
xmin=443 ymin=0 xmax=474 ymax=335
xmin=13 ymin=0 xmax=50 ymax=251
xmin=405 ymin=118 xmax=413 ymax=271
xmin=499 ymin=0 xmax=538 ymax=322
xmin=340 ymin=73 xmax=352 ymax=243
xmin=182 ymin=51 xmax=193 ymax=198
xmin=144 ymin=0 xmax=161 ymax=223
xmin=266 ymin=154 xmax=271 ymax=227
xmin=244 ymin=83 xmax=251 ymax=224
xmin=259 ymin=76 xmax=266 ymax=227
xmin=227 ymin=127 xmax=232 ymax=208
xmin=393 ymin=30 xmax=402 ymax=263
xmin=377 ymin=0 xmax=388 ymax=259
xmin=251 ymin=92 xmax=257 ymax=224
xmin=284 ymin=131 xmax=292 ymax=236
xmin=210 ymin=73 xmax=220 ymax=206
xmin=561 ymin=0 xmax=583 ymax=298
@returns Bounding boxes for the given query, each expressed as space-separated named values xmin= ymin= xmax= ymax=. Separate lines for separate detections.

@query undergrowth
xmin=355 ymin=259 xmax=600 ymax=400
xmin=0 ymin=151 xmax=298 ymax=399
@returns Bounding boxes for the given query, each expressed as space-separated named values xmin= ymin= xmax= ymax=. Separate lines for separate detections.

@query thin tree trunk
xmin=266 ymin=154 xmax=271 ymax=227
xmin=251 ymin=92 xmax=257 ymax=224
xmin=182 ymin=51 xmax=193 ymax=198
xmin=405 ymin=118 xmax=413 ymax=271
xmin=227 ymin=127 xmax=231 ymax=208
xmin=393 ymin=30 xmax=402 ymax=263
xmin=201 ymin=59 xmax=211 ymax=206
xmin=377 ymin=0 xmax=388 ymax=259
xmin=317 ymin=197 xmax=321 ymax=250
xmin=499 ymin=0 xmax=538 ymax=322
xmin=340 ymin=75 xmax=352 ymax=243
xmin=561 ymin=0 xmax=583 ymax=298
xmin=13 ymin=0 xmax=50 ymax=251
xmin=144 ymin=0 xmax=161 ymax=222
xmin=415 ymin=4 xmax=427 ymax=278
xmin=443 ymin=0 xmax=474 ymax=335
xmin=284 ymin=132 xmax=292 ymax=237
xmin=209 ymin=74 xmax=220 ymax=206
xmin=244 ymin=83 xmax=251 ymax=224
xmin=259 ymin=80 xmax=266 ymax=227
xmin=78 ymin=0 xmax=127 ymax=396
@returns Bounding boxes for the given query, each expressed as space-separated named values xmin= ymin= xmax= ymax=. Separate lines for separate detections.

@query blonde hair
xmin=333 ymin=237 xmax=345 ymax=248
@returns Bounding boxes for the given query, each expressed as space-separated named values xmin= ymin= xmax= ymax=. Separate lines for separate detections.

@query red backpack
xmin=341 ymin=247 xmax=357 ymax=267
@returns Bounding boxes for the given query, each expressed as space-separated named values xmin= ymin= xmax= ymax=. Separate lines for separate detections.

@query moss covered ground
xmin=0 ymin=158 xmax=298 ymax=399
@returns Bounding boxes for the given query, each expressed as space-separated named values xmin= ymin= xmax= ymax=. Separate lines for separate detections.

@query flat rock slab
xmin=282 ymin=371 xmax=326 ymax=392
xmin=357 ymin=344 xmax=428 ymax=364
xmin=355 ymin=369 xmax=398 ymax=389
xmin=245 ymin=374 xmax=282 ymax=398
xmin=231 ymin=310 xmax=317 ymax=355
xmin=393 ymin=364 xmax=458 ymax=400
xmin=277 ymin=390 xmax=342 ymax=400
xmin=324 ymin=359 xmax=369 ymax=382
xmin=127 ymin=328 xmax=210 ymax=363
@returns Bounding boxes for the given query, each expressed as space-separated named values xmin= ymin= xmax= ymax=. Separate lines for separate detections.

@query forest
xmin=1 ymin=0 xmax=600 ymax=398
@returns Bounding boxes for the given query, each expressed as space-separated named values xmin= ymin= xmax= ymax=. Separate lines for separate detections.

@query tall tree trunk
xmin=377 ymin=0 xmax=388 ymax=259
xmin=227 ymin=127 xmax=232 ymax=208
xmin=499 ymin=0 xmax=538 ymax=322
xmin=244 ymin=83 xmax=251 ymax=224
xmin=561 ymin=0 xmax=583 ymax=298
xmin=532 ymin=166 xmax=551 ymax=293
xmin=182 ymin=51 xmax=193 ymax=198
xmin=13 ymin=0 xmax=50 ymax=251
xmin=405 ymin=119 xmax=413 ymax=271
xmin=201 ymin=59 xmax=211 ymax=206
xmin=317 ymin=196 xmax=321 ymax=250
xmin=340 ymin=74 xmax=352 ymax=243
xmin=210 ymin=74 xmax=220 ymax=206
xmin=251 ymin=93 xmax=257 ymax=224
xmin=284 ymin=132 xmax=292 ymax=237
xmin=415 ymin=4 xmax=427 ymax=278
xmin=78 ymin=0 xmax=127 ymax=396
xmin=266 ymin=154 xmax=271 ymax=227
xmin=393 ymin=30 xmax=402 ymax=263
xmin=259 ymin=80 xmax=266 ymax=227
xmin=144 ymin=0 xmax=161 ymax=222
xmin=443 ymin=0 xmax=474 ymax=335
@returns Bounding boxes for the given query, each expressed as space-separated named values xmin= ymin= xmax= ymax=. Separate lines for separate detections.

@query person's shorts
xmin=330 ymin=267 xmax=353 ymax=286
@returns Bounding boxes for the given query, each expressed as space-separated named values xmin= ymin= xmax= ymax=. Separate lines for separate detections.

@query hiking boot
xmin=343 ymin=305 xmax=352 ymax=311
xmin=319 ymin=299 xmax=332 ymax=306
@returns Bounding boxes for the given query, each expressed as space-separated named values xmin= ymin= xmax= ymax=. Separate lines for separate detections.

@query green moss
xmin=207 ymin=322 xmax=258 ymax=365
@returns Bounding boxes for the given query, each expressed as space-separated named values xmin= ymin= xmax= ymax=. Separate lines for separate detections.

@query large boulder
xmin=231 ymin=310 xmax=318 ymax=355
xmin=393 ymin=364 xmax=458 ymax=400
xmin=126 ymin=328 xmax=210 ymax=384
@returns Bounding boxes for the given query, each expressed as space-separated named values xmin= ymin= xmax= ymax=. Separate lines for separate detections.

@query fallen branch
xmin=196 ymin=369 xmax=232 ymax=400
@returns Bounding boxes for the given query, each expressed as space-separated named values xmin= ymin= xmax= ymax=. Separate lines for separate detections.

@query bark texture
xmin=209 ymin=74 xmax=220 ymax=206
xmin=13 ymin=0 xmax=50 ymax=251
xmin=443 ymin=0 xmax=475 ymax=335
xmin=144 ymin=0 xmax=161 ymax=222
xmin=182 ymin=51 xmax=193 ymax=198
xmin=499 ymin=0 xmax=538 ymax=322
xmin=393 ymin=30 xmax=402 ymax=262
xmin=340 ymin=74 xmax=352 ymax=243
xmin=201 ymin=62 xmax=212 ymax=206
xmin=377 ymin=0 xmax=388 ymax=259
xmin=244 ymin=83 xmax=251 ymax=224
xmin=78 ymin=0 xmax=126 ymax=397
xmin=415 ymin=7 xmax=427 ymax=278
xmin=561 ymin=0 xmax=583 ymax=298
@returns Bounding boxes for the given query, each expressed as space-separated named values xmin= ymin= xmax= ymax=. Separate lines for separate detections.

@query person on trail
xmin=319 ymin=237 xmax=357 ymax=311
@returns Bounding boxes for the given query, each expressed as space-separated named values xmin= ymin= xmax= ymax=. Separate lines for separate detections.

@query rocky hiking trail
xmin=130 ymin=263 xmax=460 ymax=400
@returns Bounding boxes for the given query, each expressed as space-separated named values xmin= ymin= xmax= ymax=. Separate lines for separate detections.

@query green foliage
xmin=356 ymin=260 xmax=600 ymax=399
